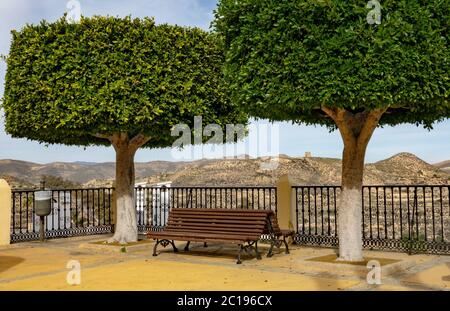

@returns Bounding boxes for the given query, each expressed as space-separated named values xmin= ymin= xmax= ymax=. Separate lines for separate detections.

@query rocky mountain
xmin=434 ymin=160 xmax=450 ymax=174
xmin=143 ymin=153 xmax=450 ymax=186
xmin=2 ymin=152 xmax=448 ymax=189
xmin=0 ymin=174 xmax=35 ymax=189
xmin=0 ymin=159 xmax=196 ymax=186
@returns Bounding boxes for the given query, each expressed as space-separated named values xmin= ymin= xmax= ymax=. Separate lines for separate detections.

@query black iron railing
xmin=292 ymin=185 xmax=450 ymax=255
xmin=10 ymin=186 xmax=276 ymax=242
xmin=294 ymin=186 xmax=340 ymax=239
xmin=11 ymin=188 xmax=114 ymax=242
xmin=135 ymin=186 xmax=277 ymax=233
xmin=11 ymin=184 xmax=450 ymax=255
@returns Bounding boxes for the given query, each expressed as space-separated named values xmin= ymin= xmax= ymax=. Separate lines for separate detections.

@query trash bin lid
xmin=35 ymin=190 xmax=52 ymax=201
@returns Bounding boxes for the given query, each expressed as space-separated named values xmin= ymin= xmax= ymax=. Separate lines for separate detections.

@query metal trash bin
xmin=35 ymin=190 xmax=52 ymax=242
xmin=35 ymin=190 xmax=52 ymax=216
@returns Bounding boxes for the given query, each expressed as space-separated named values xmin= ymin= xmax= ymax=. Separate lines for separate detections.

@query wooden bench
xmin=264 ymin=215 xmax=295 ymax=257
xmin=148 ymin=208 xmax=274 ymax=264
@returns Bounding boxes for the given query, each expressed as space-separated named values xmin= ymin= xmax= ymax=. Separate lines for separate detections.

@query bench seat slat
xmin=167 ymin=222 xmax=265 ymax=230
xmin=170 ymin=211 xmax=271 ymax=216
xmin=164 ymin=226 xmax=260 ymax=234
xmin=148 ymin=231 xmax=259 ymax=242
xmin=169 ymin=216 xmax=268 ymax=222
xmin=172 ymin=208 xmax=272 ymax=212
xmin=169 ymin=213 xmax=267 ymax=221
xmin=169 ymin=218 xmax=267 ymax=225
xmin=170 ymin=210 xmax=272 ymax=216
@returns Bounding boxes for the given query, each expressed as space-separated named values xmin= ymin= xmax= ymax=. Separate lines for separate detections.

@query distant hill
xmin=0 ymin=158 xmax=214 ymax=187
xmin=1 ymin=153 xmax=448 ymax=189
xmin=434 ymin=160 xmax=450 ymax=174
xmin=142 ymin=153 xmax=450 ymax=187
xmin=0 ymin=174 xmax=35 ymax=189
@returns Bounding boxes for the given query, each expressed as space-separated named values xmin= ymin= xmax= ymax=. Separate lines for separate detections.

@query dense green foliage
xmin=214 ymin=0 xmax=450 ymax=128
xmin=3 ymin=16 xmax=246 ymax=146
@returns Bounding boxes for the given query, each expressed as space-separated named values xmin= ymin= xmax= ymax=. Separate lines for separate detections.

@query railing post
xmin=276 ymin=175 xmax=297 ymax=233
xmin=111 ymin=183 xmax=117 ymax=232
xmin=0 ymin=179 xmax=12 ymax=246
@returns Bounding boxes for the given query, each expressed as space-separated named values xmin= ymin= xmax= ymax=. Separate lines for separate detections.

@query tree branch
xmin=92 ymin=133 xmax=114 ymax=142
xmin=357 ymin=108 xmax=388 ymax=147
xmin=321 ymin=106 xmax=338 ymax=120
xmin=321 ymin=106 xmax=387 ymax=147
xmin=129 ymin=133 xmax=152 ymax=152
xmin=325 ymin=107 xmax=357 ymax=146
xmin=110 ymin=133 xmax=123 ymax=152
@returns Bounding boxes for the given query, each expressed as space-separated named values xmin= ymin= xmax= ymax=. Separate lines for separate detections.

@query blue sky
xmin=0 ymin=0 xmax=448 ymax=164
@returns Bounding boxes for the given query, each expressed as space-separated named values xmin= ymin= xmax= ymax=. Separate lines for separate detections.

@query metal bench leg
xmin=267 ymin=240 xmax=275 ymax=258
xmin=255 ymin=241 xmax=262 ymax=260
xmin=236 ymin=244 xmax=244 ymax=264
xmin=170 ymin=240 xmax=179 ymax=253
xmin=283 ymin=236 xmax=290 ymax=254
xmin=184 ymin=241 xmax=191 ymax=251
xmin=152 ymin=239 xmax=159 ymax=256
xmin=153 ymin=239 xmax=178 ymax=256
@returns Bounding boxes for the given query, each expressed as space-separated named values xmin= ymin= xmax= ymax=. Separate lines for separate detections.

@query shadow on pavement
xmin=0 ymin=256 xmax=25 ymax=273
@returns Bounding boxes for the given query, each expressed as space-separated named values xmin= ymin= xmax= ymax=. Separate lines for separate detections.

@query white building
xmin=135 ymin=181 xmax=172 ymax=227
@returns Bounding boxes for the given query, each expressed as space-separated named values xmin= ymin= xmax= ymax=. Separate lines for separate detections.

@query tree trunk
xmin=99 ymin=133 xmax=151 ymax=244
xmin=321 ymin=107 xmax=386 ymax=261
xmin=109 ymin=141 xmax=138 ymax=244
xmin=338 ymin=140 xmax=366 ymax=261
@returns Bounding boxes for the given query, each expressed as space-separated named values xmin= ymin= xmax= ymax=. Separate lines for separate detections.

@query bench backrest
xmin=264 ymin=214 xmax=282 ymax=235
xmin=165 ymin=208 xmax=274 ymax=238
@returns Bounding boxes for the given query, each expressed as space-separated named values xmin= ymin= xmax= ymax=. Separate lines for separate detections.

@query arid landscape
xmin=435 ymin=160 xmax=450 ymax=174
xmin=1 ymin=152 xmax=449 ymax=189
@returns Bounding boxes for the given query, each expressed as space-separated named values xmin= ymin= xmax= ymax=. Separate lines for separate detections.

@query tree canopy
xmin=214 ymin=0 xmax=450 ymax=128
xmin=3 ymin=16 xmax=246 ymax=147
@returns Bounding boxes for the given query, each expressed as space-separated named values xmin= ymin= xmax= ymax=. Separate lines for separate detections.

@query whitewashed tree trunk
xmin=337 ymin=188 xmax=363 ymax=261
xmin=321 ymin=108 xmax=386 ymax=262
xmin=108 ymin=137 xmax=138 ymax=244
xmin=92 ymin=133 xmax=150 ymax=245
xmin=337 ymin=138 xmax=366 ymax=261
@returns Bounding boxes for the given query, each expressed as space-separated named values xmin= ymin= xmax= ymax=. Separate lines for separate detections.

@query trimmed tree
xmin=3 ymin=16 xmax=247 ymax=244
xmin=214 ymin=0 xmax=450 ymax=260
